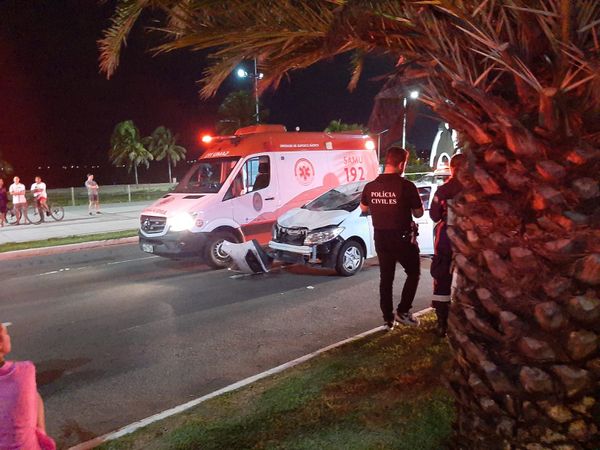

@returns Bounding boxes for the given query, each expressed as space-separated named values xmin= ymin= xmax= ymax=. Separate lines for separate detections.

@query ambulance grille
xmin=275 ymin=225 xmax=307 ymax=245
xmin=140 ymin=215 xmax=166 ymax=234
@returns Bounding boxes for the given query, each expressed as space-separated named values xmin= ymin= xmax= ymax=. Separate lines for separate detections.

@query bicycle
xmin=6 ymin=203 xmax=39 ymax=225
xmin=28 ymin=200 xmax=65 ymax=224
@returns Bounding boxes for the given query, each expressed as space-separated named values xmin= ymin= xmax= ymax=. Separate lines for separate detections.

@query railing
xmin=45 ymin=183 xmax=176 ymax=207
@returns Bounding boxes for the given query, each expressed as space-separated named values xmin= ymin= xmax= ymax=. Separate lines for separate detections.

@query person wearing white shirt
xmin=31 ymin=176 xmax=48 ymax=219
xmin=8 ymin=176 xmax=27 ymax=225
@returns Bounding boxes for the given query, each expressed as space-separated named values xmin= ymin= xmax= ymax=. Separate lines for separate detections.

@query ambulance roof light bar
xmin=200 ymin=134 xmax=240 ymax=145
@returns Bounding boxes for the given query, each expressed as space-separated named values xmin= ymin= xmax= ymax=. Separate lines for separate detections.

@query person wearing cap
xmin=0 ymin=323 xmax=56 ymax=450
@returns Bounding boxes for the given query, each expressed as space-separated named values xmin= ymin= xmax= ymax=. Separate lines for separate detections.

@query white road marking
xmin=70 ymin=307 xmax=434 ymax=450
xmin=36 ymin=256 xmax=159 ymax=277
xmin=37 ymin=267 xmax=85 ymax=276
xmin=106 ymin=256 xmax=159 ymax=265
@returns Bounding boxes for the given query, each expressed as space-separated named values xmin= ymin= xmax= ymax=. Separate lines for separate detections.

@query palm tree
xmin=100 ymin=2 xmax=600 ymax=448
xmin=324 ymin=119 xmax=368 ymax=133
xmin=110 ymin=120 xmax=153 ymax=184
xmin=216 ymin=90 xmax=268 ymax=135
xmin=0 ymin=150 xmax=13 ymax=175
xmin=144 ymin=126 xmax=186 ymax=183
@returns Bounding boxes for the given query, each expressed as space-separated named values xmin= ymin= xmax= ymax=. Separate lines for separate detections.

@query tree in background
xmin=109 ymin=120 xmax=153 ymax=185
xmin=0 ymin=151 xmax=13 ymax=175
xmin=405 ymin=145 xmax=431 ymax=174
xmin=324 ymin=119 xmax=368 ymax=134
xmin=101 ymin=2 xmax=600 ymax=448
xmin=216 ymin=90 xmax=269 ymax=135
xmin=144 ymin=126 xmax=186 ymax=183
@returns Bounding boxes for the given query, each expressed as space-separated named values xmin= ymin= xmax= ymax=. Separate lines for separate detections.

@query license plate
xmin=142 ymin=243 xmax=154 ymax=253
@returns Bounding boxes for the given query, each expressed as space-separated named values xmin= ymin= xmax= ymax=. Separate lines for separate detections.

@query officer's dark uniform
xmin=361 ymin=173 xmax=422 ymax=324
xmin=429 ymin=176 xmax=462 ymax=334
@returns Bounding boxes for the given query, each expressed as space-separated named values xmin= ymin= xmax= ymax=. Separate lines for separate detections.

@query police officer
xmin=360 ymin=146 xmax=424 ymax=331
xmin=429 ymin=153 xmax=465 ymax=336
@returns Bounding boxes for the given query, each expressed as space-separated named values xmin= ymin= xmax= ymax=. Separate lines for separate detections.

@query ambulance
xmin=138 ymin=124 xmax=379 ymax=267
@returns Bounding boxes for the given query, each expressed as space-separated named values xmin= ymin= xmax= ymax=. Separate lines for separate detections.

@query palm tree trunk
xmin=134 ymin=165 xmax=139 ymax=185
xmin=167 ymin=157 xmax=172 ymax=183
xmin=445 ymin=126 xmax=599 ymax=448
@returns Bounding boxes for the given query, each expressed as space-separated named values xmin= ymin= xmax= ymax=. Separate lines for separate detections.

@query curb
xmin=70 ymin=307 xmax=434 ymax=450
xmin=0 ymin=236 xmax=138 ymax=261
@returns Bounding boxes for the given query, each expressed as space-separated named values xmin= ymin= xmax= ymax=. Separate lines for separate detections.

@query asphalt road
xmin=1 ymin=243 xmax=433 ymax=448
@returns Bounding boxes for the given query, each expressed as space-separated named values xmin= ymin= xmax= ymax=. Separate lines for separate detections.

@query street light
xmin=402 ymin=90 xmax=419 ymax=149
xmin=236 ymin=57 xmax=264 ymax=124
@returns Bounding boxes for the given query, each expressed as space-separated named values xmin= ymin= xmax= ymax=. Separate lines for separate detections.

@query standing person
xmin=31 ymin=176 xmax=48 ymax=219
xmin=9 ymin=176 xmax=27 ymax=225
xmin=429 ymin=153 xmax=466 ymax=337
xmin=85 ymin=174 xmax=101 ymax=215
xmin=0 ymin=179 xmax=8 ymax=227
xmin=360 ymin=146 xmax=424 ymax=331
xmin=0 ymin=323 xmax=56 ymax=450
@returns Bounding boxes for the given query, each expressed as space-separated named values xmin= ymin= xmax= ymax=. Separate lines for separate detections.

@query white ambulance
xmin=138 ymin=124 xmax=379 ymax=267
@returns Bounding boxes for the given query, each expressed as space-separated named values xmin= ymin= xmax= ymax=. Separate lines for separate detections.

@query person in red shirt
xmin=360 ymin=147 xmax=424 ymax=331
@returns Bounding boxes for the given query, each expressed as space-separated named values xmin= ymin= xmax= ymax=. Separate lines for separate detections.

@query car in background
xmin=414 ymin=167 xmax=451 ymax=186
xmin=268 ymin=180 xmax=439 ymax=276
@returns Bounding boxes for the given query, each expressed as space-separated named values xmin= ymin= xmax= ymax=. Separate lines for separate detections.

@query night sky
xmin=1 ymin=1 xmax=438 ymax=187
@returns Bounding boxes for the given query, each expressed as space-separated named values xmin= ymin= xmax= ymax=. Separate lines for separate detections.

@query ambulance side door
xmin=225 ymin=155 xmax=278 ymax=243
xmin=415 ymin=185 xmax=436 ymax=255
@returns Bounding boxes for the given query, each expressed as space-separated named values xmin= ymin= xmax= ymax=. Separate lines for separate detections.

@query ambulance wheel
xmin=335 ymin=240 xmax=364 ymax=277
xmin=205 ymin=232 xmax=236 ymax=269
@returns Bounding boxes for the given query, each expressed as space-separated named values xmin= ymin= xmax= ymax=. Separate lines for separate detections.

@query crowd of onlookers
xmin=0 ymin=174 xmax=101 ymax=226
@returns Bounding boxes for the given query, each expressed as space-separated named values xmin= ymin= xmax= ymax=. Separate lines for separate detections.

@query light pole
xmin=374 ymin=129 xmax=389 ymax=163
xmin=402 ymin=90 xmax=419 ymax=149
xmin=236 ymin=57 xmax=264 ymax=124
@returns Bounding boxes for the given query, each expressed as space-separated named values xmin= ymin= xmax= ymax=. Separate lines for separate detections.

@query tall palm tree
xmin=216 ymin=90 xmax=268 ymax=135
xmin=144 ymin=126 xmax=186 ymax=182
xmin=100 ymin=2 xmax=600 ymax=448
xmin=110 ymin=120 xmax=153 ymax=184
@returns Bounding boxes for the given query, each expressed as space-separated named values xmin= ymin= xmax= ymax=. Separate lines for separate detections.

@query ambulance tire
xmin=335 ymin=240 xmax=365 ymax=277
xmin=204 ymin=232 xmax=237 ymax=269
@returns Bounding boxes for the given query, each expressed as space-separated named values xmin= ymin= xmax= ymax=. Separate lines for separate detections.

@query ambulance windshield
xmin=175 ymin=157 xmax=240 ymax=194
xmin=304 ymin=181 xmax=368 ymax=212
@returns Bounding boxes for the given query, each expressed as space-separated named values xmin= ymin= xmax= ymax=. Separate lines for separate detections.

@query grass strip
xmin=99 ymin=314 xmax=454 ymax=450
xmin=0 ymin=230 xmax=138 ymax=253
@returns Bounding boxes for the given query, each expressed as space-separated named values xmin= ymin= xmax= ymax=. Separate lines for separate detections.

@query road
xmin=1 ymin=243 xmax=433 ymax=448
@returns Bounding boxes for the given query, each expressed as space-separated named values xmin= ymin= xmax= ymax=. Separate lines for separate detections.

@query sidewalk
xmin=0 ymin=201 xmax=149 ymax=244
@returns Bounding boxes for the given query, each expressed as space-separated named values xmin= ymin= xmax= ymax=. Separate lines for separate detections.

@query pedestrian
xmin=0 ymin=178 xmax=7 ymax=227
xmin=429 ymin=153 xmax=466 ymax=337
xmin=0 ymin=322 xmax=56 ymax=450
xmin=85 ymin=174 xmax=101 ymax=215
xmin=8 ymin=176 xmax=27 ymax=225
xmin=360 ymin=146 xmax=424 ymax=331
xmin=31 ymin=176 xmax=48 ymax=219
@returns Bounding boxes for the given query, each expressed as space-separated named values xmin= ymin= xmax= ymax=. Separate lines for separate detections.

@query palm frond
xmin=98 ymin=0 xmax=153 ymax=77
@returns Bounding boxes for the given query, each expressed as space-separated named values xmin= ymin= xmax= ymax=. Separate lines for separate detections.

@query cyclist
xmin=31 ymin=176 xmax=49 ymax=220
